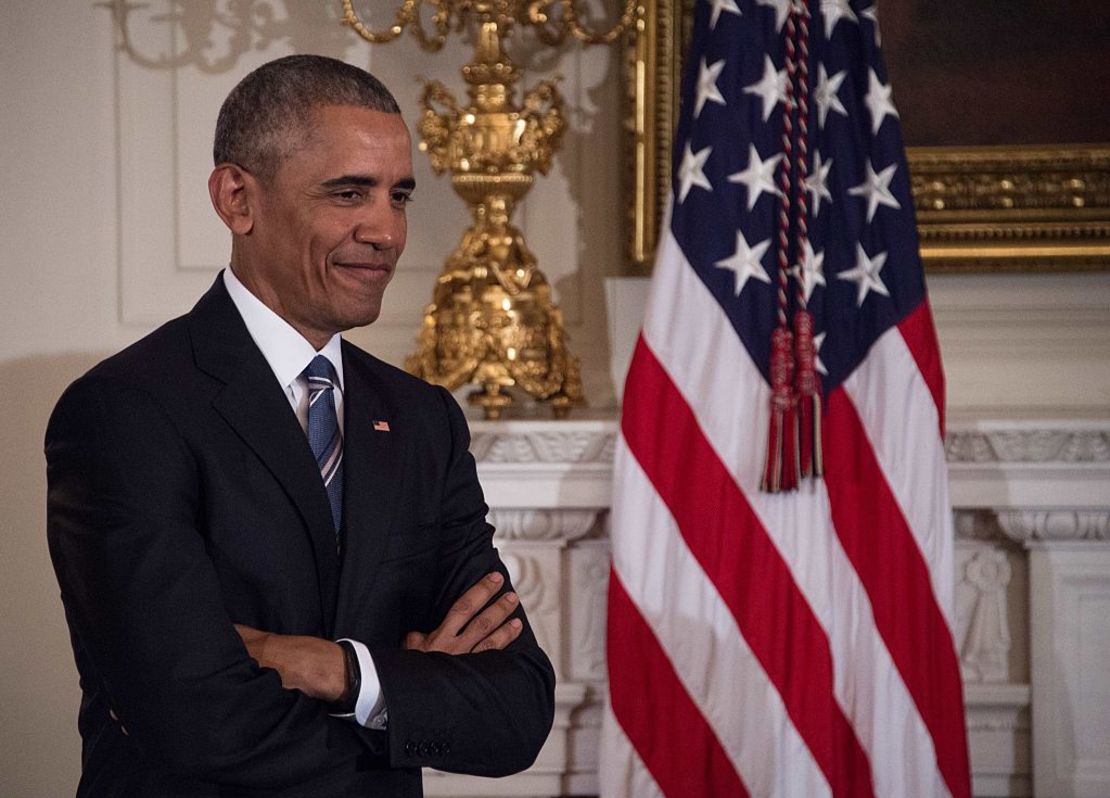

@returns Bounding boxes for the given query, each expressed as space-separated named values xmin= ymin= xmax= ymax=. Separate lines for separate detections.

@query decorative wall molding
xmin=568 ymin=541 xmax=610 ymax=682
xmin=489 ymin=509 xmax=600 ymax=541
xmin=959 ymin=548 xmax=1014 ymax=683
xmin=946 ymin=428 xmax=1110 ymax=464
xmin=954 ymin=509 xmax=1007 ymax=542
xmin=997 ymin=511 xmax=1110 ymax=543
xmin=945 ymin=421 xmax=1110 ymax=511
xmin=471 ymin=424 xmax=617 ymax=464
xmin=473 ymin=418 xmax=1110 ymax=467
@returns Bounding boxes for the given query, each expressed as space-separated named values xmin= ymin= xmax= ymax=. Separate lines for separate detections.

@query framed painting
xmin=622 ymin=0 xmax=1110 ymax=272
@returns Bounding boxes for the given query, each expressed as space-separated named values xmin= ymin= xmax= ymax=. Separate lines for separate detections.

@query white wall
xmin=1 ymin=3 xmax=1107 ymax=797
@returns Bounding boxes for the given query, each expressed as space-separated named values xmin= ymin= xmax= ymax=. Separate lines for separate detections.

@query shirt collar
xmin=223 ymin=268 xmax=344 ymax=391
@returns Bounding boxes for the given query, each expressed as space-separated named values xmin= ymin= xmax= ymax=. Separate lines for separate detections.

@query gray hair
xmin=213 ymin=54 xmax=400 ymax=182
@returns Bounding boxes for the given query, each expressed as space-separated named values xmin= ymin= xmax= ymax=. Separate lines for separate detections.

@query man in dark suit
xmin=46 ymin=54 xmax=555 ymax=796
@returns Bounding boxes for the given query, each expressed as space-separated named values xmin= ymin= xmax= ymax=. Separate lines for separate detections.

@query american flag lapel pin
xmin=372 ymin=419 xmax=391 ymax=432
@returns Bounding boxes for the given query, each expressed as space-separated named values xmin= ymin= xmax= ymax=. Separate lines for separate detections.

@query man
xmin=46 ymin=54 xmax=555 ymax=796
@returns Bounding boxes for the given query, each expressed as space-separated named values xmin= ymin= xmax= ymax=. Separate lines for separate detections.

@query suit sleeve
xmin=45 ymin=375 xmax=376 ymax=789
xmin=367 ymin=387 xmax=556 ymax=777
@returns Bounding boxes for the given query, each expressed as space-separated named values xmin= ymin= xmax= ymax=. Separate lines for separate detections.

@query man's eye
xmin=392 ymin=191 xmax=414 ymax=205
xmin=334 ymin=190 xmax=362 ymax=201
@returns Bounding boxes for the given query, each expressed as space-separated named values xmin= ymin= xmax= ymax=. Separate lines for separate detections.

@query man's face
xmin=241 ymin=105 xmax=414 ymax=347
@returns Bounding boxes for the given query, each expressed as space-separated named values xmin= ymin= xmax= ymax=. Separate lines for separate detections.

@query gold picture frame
xmin=621 ymin=0 xmax=1110 ymax=274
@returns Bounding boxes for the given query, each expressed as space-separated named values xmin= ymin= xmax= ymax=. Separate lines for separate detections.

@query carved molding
xmin=959 ymin=549 xmax=1013 ymax=683
xmin=945 ymin=428 xmax=1110 ymax=464
xmin=997 ymin=510 xmax=1110 ymax=543
xmin=471 ymin=429 xmax=616 ymax=464
xmin=472 ymin=422 xmax=1110 ymax=467
xmin=489 ymin=509 xmax=601 ymax=541
xmin=568 ymin=543 xmax=610 ymax=682
xmin=953 ymin=510 xmax=1006 ymax=542
xmin=501 ymin=550 xmax=562 ymax=676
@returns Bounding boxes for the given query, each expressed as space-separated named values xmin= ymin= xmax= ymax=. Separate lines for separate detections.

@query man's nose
xmin=353 ymin=206 xmax=401 ymax=249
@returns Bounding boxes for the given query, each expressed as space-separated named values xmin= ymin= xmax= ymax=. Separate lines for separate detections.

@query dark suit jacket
xmin=46 ymin=276 xmax=555 ymax=797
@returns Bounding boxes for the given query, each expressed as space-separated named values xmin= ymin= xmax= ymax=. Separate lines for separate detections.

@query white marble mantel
xmin=420 ymin=418 xmax=1110 ymax=798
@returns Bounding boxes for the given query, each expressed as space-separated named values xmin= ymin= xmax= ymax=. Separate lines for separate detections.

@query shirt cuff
xmin=337 ymin=638 xmax=387 ymax=729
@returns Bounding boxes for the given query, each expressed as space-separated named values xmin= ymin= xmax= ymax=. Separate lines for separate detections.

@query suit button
xmin=403 ymin=740 xmax=417 ymax=757
xmin=442 ymin=741 xmax=451 ymax=755
xmin=419 ymin=741 xmax=433 ymax=757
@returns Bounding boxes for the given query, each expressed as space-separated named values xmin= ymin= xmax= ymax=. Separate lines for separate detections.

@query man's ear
xmin=208 ymin=163 xmax=255 ymax=235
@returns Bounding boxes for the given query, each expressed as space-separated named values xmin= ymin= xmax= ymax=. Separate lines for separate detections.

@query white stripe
xmin=321 ymin=441 xmax=343 ymax=483
xmin=639 ymin=228 xmax=950 ymax=798
xmin=600 ymin=703 xmax=666 ymax=798
xmin=611 ymin=439 xmax=830 ymax=798
xmin=842 ymin=329 xmax=956 ymax=621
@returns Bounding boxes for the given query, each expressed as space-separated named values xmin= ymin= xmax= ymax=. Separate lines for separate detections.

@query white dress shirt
xmin=224 ymin=268 xmax=385 ymax=729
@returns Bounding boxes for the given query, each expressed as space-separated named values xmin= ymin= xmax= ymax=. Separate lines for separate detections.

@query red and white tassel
xmin=761 ymin=326 xmax=800 ymax=493
xmin=793 ymin=309 xmax=823 ymax=478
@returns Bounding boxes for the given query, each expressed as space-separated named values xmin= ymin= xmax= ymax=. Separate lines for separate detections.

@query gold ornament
xmin=343 ymin=0 xmax=639 ymax=418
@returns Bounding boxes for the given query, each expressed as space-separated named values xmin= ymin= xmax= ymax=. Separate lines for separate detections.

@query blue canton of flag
xmin=673 ymin=0 xmax=924 ymax=403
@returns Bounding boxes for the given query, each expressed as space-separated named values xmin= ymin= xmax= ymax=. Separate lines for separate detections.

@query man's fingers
xmin=442 ymin=572 xmax=503 ymax=636
xmin=405 ymin=572 xmax=523 ymax=655
xmin=457 ymin=590 xmax=518 ymax=648
xmin=471 ymin=617 xmax=523 ymax=653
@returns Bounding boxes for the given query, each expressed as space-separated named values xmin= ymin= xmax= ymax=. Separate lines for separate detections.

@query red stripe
xmin=823 ymin=388 xmax=971 ymax=798
xmin=622 ymin=336 xmax=875 ymax=798
xmin=896 ymin=301 xmax=945 ymax=438
xmin=607 ymin=570 xmax=749 ymax=797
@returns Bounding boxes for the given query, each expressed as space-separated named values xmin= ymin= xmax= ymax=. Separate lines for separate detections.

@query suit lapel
xmin=189 ymin=276 xmax=340 ymax=634
xmin=334 ymin=344 xmax=403 ymax=633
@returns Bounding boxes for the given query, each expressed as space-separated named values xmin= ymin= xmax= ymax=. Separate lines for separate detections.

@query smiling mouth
xmin=334 ymin=261 xmax=392 ymax=273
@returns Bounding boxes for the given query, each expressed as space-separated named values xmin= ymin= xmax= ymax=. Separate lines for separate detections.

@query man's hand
xmin=234 ymin=625 xmax=347 ymax=703
xmin=234 ymin=572 xmax=520 ymax=702
xmin=404 ymin=571 xmax=523 ymax=655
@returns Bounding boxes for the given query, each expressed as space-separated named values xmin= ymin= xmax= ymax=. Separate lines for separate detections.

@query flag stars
xmin=678 ymin=143 xmax=713 ymax=202
xmin=805 ymin=151 xmax=833 ymax=217
xmin=695 ymin=58 xmax=727 ymax=118
xmin=861 ymin=5 xmax=881 ymax=46
xmin=838 ymin=243 xmax=890 ymax=306
xmin=814 ymin=65 xmax=848 ymax=128
xmin=813 ymin=331 xmax=828 ymax=375
xmin=744 ymin=56 xmax=788 ymax=122
xmin=716 ymin=230 xmax=773 ymax=296
xmin=709 ymin=0 xmax=741 ymax=29
xmin=729 ymin=145 xmax=783 ymax=210
xmin=849 ymin=160 xmax=900 ymax=222
xmin=819 ymin=0 xmax=858 ymax=40
xmin=791 ymin=240 xmax=826 ymax=302
xmin=865 ymin=69 xmax=899 ymax=134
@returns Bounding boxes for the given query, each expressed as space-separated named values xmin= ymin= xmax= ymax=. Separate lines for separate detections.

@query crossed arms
xmin=46 ymin=371 xmax=554 ymax=790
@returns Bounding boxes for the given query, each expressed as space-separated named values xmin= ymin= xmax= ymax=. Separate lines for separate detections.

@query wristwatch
xmin=330 ymin=639 xmax=362 ymax=716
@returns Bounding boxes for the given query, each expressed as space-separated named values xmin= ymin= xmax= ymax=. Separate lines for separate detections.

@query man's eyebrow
xmin=320 ymin=175 xmax=417 ymax=190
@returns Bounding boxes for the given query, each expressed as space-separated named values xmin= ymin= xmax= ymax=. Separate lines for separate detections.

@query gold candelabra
xmin=342 ymin=0 xmax=639 ymax=419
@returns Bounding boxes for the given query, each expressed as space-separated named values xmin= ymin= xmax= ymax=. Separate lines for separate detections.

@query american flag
xmin=602 ymin=0 xmax=971 ymax=796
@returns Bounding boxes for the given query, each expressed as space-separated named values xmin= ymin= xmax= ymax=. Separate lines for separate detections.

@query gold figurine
xmin=342 ymin=0 xmax=639 ymax=418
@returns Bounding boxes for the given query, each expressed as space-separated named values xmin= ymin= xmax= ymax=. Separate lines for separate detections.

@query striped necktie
xmin=303 ymin=355 xmax=343 ymax=537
